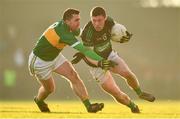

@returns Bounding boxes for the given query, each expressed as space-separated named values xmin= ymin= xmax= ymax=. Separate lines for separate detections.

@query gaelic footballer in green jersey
xmin=33 ymin=20 xmax=100 ymax=61
xmin=81 ymin=16 xmax=114 ymax=59
xmin=72 ymin=6 xmax=155 ymax=113
xmin=29 ymin=8 xmax=116 ymax=113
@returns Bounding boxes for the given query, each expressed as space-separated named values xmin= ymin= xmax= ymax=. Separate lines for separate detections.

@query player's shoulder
xmin=52 ymin=20 xmax=64 ymax=34
xmin=106 ymin=16 xmax=114 ymax=22
xmin=81 ymin=21 xmax=94 ymax=37
xmin=55 ymin=20 xmax=66 ymax=31
xmin=105 ymin=16 xmax=115 ymax=28
xmin=55 ymin=20 xmax=75 ymax=37
xmin=83 ymin=21 xmax=93 ymax=30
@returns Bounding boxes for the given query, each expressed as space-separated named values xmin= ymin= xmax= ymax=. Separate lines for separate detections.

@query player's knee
xmin=46 ymin=86 xmax=55 ymax=94
xmin=71 ymin=70 xmax=79 ymax=79
xmin=120 ymin=70 xmax=134 ymax=79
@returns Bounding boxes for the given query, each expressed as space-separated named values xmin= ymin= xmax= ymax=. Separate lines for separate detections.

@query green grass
xmin=0 ymin=100 xmax=180 ymax=118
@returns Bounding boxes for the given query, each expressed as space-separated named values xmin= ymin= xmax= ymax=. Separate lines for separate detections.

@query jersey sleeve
xmin=81 ymin=22 xmax=94 ymax=47
xmin=72 ymin=42 xmax=103 ymax=61
xmin=61 ymin=32 xmax=81 ymax=47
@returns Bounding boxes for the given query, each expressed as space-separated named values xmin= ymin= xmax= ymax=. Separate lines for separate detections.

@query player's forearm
xmin=73 ymin=43 xmax=103 ymax=61
xmin=83 ymin=50 xmax=103 ymax=61
xmin=85 ymin=57 xmax=98 ymax=66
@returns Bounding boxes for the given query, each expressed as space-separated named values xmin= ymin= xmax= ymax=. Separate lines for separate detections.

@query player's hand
xmin=120 ymin=31 xmax=133 ymax=43
xmin=98 ymin=59 xmax=118 ymax=70
xmin=71 ymin=52 xmax=85 ymax=64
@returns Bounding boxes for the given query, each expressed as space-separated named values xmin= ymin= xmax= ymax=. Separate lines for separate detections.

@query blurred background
xmin=0 ymin=0 xmax=179 ymax=101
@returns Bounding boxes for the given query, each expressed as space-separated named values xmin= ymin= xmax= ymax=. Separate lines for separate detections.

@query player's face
xmin=67 ymin=14 xmax=80 ymax=31
xmin=91 ymin=15 xmax=106 ymax=31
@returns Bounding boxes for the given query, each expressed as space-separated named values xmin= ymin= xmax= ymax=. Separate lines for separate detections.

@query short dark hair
xmin=63 ymin=8 xmax=80 ymax=20
xmin=90 ymin=6 xmax=106 ymax=17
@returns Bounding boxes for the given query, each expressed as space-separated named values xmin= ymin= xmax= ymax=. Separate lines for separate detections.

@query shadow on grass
xmin=1 ymin=110 xmax=126 ymax=114
xmin=0 ymin=110 xmax=88 ymax=114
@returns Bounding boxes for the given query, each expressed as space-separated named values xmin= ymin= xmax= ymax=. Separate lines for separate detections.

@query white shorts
xmin=89 ymin=50 xmax=120 ymax=84
xmin=28 ymin=52 xmax=67 ymax=80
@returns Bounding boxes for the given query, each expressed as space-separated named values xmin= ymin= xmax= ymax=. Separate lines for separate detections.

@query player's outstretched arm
xmin=72 ymin=43 xmax=117 ymax=70
xmin=73 ymin=42 xmax=103 ymax=61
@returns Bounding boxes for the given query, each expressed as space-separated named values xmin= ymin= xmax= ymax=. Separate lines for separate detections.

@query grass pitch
xmin=0 ymin=100 xmax=180 ymax=118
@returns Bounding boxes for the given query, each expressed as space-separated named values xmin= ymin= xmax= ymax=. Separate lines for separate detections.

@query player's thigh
xmin=101 ymin=72 xmax=121 ymax=94
xmin=54 ymin=61 xmax=79 ymax=80
xmin=110 ymin=56 xmax=132 ymax=75
xmin=38 ymin=77 xmax=55 ymax=92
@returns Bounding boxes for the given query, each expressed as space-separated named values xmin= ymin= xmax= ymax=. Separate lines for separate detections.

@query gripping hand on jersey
xmin=71 ymin=52 xmax=117 ymax=70
xmin=120 ymin=31 xmax=133 ymax=43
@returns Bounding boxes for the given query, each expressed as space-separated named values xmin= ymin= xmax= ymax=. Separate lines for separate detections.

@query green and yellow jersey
xmin=81 ymin=17 xmax=115 ymax=59
xmin=33 ymin=20 xmax=103 ymax=61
